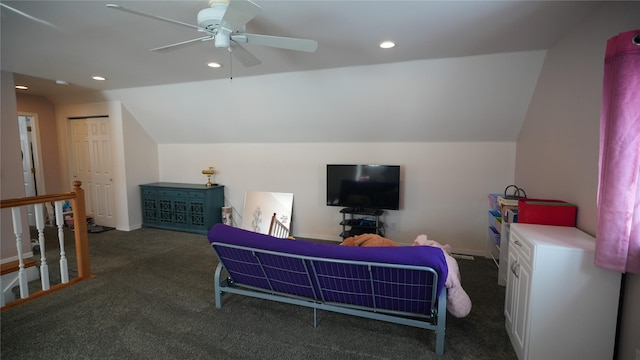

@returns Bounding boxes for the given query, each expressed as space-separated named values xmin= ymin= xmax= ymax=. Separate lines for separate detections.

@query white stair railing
xmin=10 ymin=207 xmax=29 ymax=299
xmin=54 ymin=201 xmax=69 ymax=284
xmin=1 ymin=181 xmax=92 ymax=310
xmin=34 ymin=202 xmax=50 ymax=291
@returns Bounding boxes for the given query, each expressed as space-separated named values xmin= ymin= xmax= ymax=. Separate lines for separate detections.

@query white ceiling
xmin=2 ymin=0 xmax=604 ymax=97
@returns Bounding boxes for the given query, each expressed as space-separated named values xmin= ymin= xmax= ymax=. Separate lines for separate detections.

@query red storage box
xmin=517 ymin=198 xmax=577 ymax=227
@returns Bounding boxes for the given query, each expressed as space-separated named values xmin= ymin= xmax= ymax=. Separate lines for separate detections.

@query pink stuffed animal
xmin=413 ymin=234 xmax=472 ymax=318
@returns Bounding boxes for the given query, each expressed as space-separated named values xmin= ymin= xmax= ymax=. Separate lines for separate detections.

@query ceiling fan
xmin=1 ymin=3 xmax=58 ymax=28
xmin=106 ymin=0 xmax=318 ymax=67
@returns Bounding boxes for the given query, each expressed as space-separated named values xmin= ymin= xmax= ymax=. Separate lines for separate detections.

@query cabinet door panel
xmin=173 ymin=200 xmax=189 ymax=226
xmin=513 ymin=259 xmax=531 ymax=359
xmin=504 ymin=248 xmax=517 ymax=327
xmin=159 ymin=199 xmax=175 ymax=224
xmin=142 ymin=196 xmax=158 ymax=224
xmin=189 ymin=200 xmax=206 ymax=227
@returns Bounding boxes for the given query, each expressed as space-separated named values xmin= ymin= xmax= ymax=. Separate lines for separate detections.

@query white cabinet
xmin=505 ymin=224 xmax=621 ymax=360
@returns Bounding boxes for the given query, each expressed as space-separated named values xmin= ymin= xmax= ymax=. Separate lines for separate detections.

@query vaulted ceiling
xmin=2 ymin=0 xmax=603 ymax=97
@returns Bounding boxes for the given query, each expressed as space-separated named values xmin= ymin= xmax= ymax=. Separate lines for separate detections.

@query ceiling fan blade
xmin=150 ymin=36 xmax=214 ymax=52
xmin=233 ymin=33 xmax=318 ymax=53
xmin=1 ymin=3 xmax=57 ymax=28
xmin=229 ymin=42 xmax=261 ymax=67
xmin=106 ymin=4 xmax=200 ymax=31
xmin=220 ymin=0 xmax=261 ymax=33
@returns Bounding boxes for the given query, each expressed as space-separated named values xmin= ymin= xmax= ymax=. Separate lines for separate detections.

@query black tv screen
xmin=326 ymin=164 xmax=401 ymax=210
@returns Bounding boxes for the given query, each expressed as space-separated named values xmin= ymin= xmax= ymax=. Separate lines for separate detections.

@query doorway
xmin=18 ymin=114 xmax=44 ymax=226
xmin=68 ymin=116 xmax=116 ymax=228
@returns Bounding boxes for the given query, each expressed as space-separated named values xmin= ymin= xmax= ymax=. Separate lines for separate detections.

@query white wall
xmin=157 ymin=141 xmax=516 ymax=254
xmin=1 ymin=71 xmax=31 ymax=263
xmin=54 ymin=101 xmax=158 ymax=231
xmin=121 ymin=105 xmax=159 ymax=230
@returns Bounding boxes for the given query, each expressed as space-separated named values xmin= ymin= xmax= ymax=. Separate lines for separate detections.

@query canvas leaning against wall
xmin=240 ymin=191 xmax=294 ymax=235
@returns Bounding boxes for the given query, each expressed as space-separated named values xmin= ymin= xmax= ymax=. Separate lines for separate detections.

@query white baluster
xmin=11 ymin=207 xmax=29 ymax=299
xmin=34 ymin=203 xmax=50 ymax=291
xmin=54 ymin=201 xmax=69 ymax=283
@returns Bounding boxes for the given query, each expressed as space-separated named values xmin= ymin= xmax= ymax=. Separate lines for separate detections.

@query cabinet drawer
xmin=188 ymin=191 xmax=204 ymax=198
xmin=142 ymin=188 xmax=158 ymax=195
xmin=510 ymin=229 xmax=534 ymax=267
xmin=158 ymin=190 xmax=186 ymax=197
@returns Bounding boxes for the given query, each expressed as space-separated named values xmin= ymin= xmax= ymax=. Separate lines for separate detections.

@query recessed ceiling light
xmin=15 ymin=85 xmax=28 ymax=90
xmin=379 ymin=41 xmax=396 ymax=49
xmin=92 ymin=76 xmax=106 ymax=81
xmin=207 ymin=62 xmax=222 ymax=68
xmin=56 ymin=80 xmax=69 ymax=85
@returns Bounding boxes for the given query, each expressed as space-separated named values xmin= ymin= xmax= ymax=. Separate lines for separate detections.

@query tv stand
xmin=339 ymin=208 xmax=384 ymax=239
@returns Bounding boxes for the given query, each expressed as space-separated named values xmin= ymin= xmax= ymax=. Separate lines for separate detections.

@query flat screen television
xmin=326 ymin=164 xmax=401 ymax=210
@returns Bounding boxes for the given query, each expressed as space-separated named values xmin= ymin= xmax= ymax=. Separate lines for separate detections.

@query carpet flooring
xmin=1 ymin=227 xmax=517 ymax=360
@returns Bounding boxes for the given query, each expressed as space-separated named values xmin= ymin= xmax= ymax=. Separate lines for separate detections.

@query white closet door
xmin=69 ymin=117 xmax=115 ymax=228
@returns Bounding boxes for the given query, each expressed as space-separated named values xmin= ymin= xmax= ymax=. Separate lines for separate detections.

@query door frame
xmin=18 ymin=112 xmax=46 ymax=197
xmin=18 ymin=113 xmax=45 ymax=226
xmin=66 ymin=115 xmax=116 ymax=228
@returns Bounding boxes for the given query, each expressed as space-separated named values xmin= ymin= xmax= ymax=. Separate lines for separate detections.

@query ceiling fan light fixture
xmin=215 ymin=36 xmax=231 ymax=48
xmin=214 ymin=27 xmax=232 ymax=48
xmin=198 ymin=5 xmax=226 ymax=30
xmin=379 ymin=41 xmax=396 ymax=49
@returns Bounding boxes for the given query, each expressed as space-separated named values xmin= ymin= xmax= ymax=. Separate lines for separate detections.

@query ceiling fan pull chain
xmin=229 ymin=48 xmax=233 ymax=82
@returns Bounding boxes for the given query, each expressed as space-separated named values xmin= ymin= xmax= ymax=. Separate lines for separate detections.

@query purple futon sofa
xmin=208 ymin=224 xmax=449 ymax=355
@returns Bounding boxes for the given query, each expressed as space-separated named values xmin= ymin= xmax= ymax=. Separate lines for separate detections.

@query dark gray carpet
xmin=1 ymin=227 xmax=517 ymax=360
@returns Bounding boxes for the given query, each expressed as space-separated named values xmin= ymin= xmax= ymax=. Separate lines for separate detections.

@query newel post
xmin=71 ymin=181 xmax=91 ymax=278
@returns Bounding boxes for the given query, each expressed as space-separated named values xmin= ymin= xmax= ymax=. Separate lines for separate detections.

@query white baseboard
xmin=116 ymin=224 xmax=141 ymax=231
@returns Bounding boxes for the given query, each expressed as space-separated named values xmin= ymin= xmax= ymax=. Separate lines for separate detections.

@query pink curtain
xmin=596 ymin=29 xmax=640 ymax=274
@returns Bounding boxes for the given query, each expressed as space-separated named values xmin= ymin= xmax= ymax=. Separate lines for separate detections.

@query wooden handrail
xmin=0 ymin=191 xmax=80 ymax=208
xmin=1 ymin=181 xmax=92 ymax=309
xmin=69 ymin=182 xmax=90 ymax=278
xmin=2 ymin=181 xmax=82 ymax=209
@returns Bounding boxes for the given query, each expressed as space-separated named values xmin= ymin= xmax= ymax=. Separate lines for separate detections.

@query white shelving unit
xmin=487 ymin=193 xmax=521 ymax=286
xmin=339 ymin=208 xmax=384 ymax=239
xmin=486 ymin=194 xmax=502 ymax=265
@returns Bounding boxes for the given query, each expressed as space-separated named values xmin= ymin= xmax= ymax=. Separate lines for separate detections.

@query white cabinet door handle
xmin=511 ymin=261 xmax=520 ymax=279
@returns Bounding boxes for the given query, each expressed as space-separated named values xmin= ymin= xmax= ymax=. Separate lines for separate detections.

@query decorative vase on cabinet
xmin=504 ymin=224 xmax=621 ymax=360
xmin=140 ymin=182 xmax=224 ymax=235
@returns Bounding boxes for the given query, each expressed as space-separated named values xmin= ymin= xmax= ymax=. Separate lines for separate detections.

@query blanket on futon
xmin=340 ymin=233 xmax=472 ymax=318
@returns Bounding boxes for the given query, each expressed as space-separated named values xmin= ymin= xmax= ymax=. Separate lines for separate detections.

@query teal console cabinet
xmin=140 ymin=182 xmax=224 ymax=235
